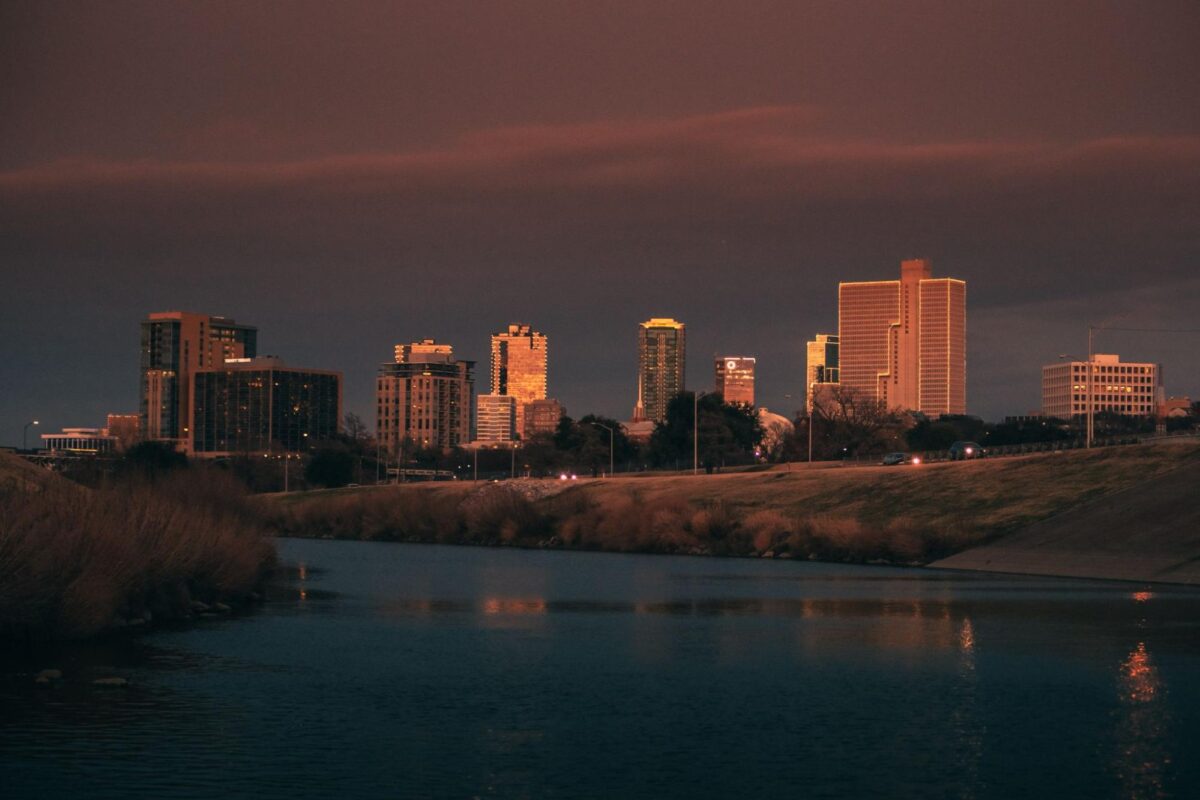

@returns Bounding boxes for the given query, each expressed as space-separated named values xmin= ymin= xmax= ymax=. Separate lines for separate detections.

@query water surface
xmin=3 ymin=539 xmax=1199 ymax=799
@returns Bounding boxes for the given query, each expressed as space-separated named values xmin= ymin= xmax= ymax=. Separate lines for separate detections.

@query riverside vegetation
xmin=0 ymin=453 xmax=275 ymax=640
xmin=267 ymin=440 xmax=1200 ymax=565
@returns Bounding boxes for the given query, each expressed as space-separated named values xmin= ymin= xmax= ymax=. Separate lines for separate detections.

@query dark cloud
xmin=2 ymin=2 xmax=1198 ymax=441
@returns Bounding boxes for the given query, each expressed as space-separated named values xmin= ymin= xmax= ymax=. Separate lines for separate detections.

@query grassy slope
xmin=560 ymin=441 xmax=1200 ymax=541
xmin=270 ymin=441 xmax=1200 ymax=562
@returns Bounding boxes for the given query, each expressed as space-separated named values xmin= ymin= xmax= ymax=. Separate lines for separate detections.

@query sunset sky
xmin=2 ymin=1 xmax=1198 ymax=440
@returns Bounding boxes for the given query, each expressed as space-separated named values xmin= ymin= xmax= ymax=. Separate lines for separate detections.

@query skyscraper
xmin=837 ymin=259 xmax=966 ymax=416
xmin=805 ymin=334 xmax=839 ymax=413
xmin=715 ymin=357 xmax=756 ymax=405
xmin=377 ymin=339 xmax=474 ymax=452
xmin=490 ymin=323 xmax=548 ymax=438
xmin=140 ymin=311 xmax=257 ymax=449
xmin=634 ymin=318 xmax=686 ymax=423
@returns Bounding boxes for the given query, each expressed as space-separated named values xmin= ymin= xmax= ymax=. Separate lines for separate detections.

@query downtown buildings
xmin=377 ymin=339 xmax=474 ymax=452
xmin=837 ymin=259 xmax=966 ymax=416
xmin=140 ymin=311 xmax=257 ymax=447
xmin=489 ymin=323 xmax=549 ymax=440
xmin=715 ymin=357 xmax=755 ymax=405
xmin=634 ymin=318 xmax=686 ymax=423
xmin=140 ymin=311 xmax=341 ymax=454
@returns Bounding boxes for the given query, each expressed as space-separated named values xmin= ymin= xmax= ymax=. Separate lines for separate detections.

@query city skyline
xmin=3 ymin=3 xmax=1199 ymax=443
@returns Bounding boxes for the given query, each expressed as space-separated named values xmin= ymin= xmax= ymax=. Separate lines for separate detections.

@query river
xmin=3 ymin=538 xmax=1200 ymax=799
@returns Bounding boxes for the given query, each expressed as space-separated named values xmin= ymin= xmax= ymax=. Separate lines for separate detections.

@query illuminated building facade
xmin=377 ymin=339 xmax=474 ymax=452
xmin=191 ymin=357 xmax=341 ymax=455
xmin=490 ymin=323 xmax=548 ymax=438
xmin=476 ymin=394 xmax=517 ymax=442
xmin=41 ymin=427 xmax=118 ymax=455
xmin=1042 ymin=354 xmax=1163 ymax=419
xmin=838 ymin=259 xmax=966 ymax=416
xmin=524 ymin=399 xmax=566 ymax=437
xmin=140 ymin=311 xmax=257 ymax=449
xmin=715 ymin=356 xmax=756 ymax=405
xmin=805 ymin=333 xmax=839 ymax=413
xmin=634 ymin=318 xmax=686 ymax=423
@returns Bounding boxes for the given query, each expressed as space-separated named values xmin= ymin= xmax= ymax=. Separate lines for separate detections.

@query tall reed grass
xmin=270 ymin=483 xmax=970 ymax=564
xmin=0 ymin=471 xmax=274 ymax=639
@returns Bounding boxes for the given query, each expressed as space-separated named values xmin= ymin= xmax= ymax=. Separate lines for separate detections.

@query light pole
xmin=808 ymin=383 xmax=817 ymax=463
xmin=1087 ymin=326 xmax=1095 ymax=449
xmin=1059 ymin=350 xmax=1094 ymax=448
xmin=585 ymin=421 xmax=614 ymax=477
xmin=23 ymin=419 xmax=39 ymax=451
xmin=510 ymin=442 xmax=521 ymax=479
xmin=693 ymin=391 xmax=708 ymax=475
xmin=473 ymin=445 xmax=479 ymax=482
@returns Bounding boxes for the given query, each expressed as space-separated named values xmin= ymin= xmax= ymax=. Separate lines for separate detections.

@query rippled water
xmin=3 ymin=539 xmax=1200 ymax=799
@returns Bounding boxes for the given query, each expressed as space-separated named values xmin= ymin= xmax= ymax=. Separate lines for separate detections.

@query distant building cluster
xmin=34 ymin=255 xmax=1193 ymax=458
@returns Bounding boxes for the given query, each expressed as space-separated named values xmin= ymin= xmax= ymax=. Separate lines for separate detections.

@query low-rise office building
xmin=523 ymin=398 xmax=565 ymax=437
xmin=191 ymin=357 xmax=342 ymax=455
xmin=41 ymin=427 xmax=119 ymax=455
xmin=1042 ymin=354 xmax=1164 ymax=418
xmin=477 ymin=394 xmax=517 ymax=442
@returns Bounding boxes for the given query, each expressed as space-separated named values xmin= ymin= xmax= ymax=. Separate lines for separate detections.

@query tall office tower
xmin=837 ymin=259 xmax=966 ymax=416
xmin=140 ymin=311 xmax=257 ymax=449
xmin=805 ymin=334 xmax=839 ymax=413
xmin=634 ymin=318 xmax=686 ymax=422
xmin=476 ymin=394 xmax=517 ymax=442
xmin=377 ymin=339 xmax=474 ymax=452
xmin=490 ymin=323 xmax=548 ymax=438
xmin=715 ymin=357 xmax=756 ymax=405
xmin=1042 ymin=354 xmax=1163 ymax=419
xmin=192 ymin=357 xmax=342 ymax=454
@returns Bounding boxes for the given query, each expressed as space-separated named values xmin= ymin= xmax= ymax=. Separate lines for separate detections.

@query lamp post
xmin=510 ymin=442 xmax=521 ymax=479
xmin=584 ymin=421 xmax=614 ymax=477
xmin=23 ymin=419 xmax=39 ymax=451
xmin=1059 ymin=350 xmax=1094 ymax=448
xmin=808 ymin=383 xmax=817 ymax=464
xmin=693 ymin=391 xmax=708 ymax=475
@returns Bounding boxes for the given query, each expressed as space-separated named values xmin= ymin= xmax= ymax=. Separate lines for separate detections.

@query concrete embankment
xmin=932 ymin=460 xmax=1200 ymax=585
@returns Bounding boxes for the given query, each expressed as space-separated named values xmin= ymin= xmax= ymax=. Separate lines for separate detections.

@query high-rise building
xmin=1042 ymin=354 xmax=1163 ymax=419
xmin=377 ymin=339 xmax=474 ymax=452
xmin=524 ymin=399 xmax=566 ymax=437
xmin=191 ymin=357 xmax=342 ymax=455
xmin=715 ymin=357 xmax=756 ymax=405
xmin=140 ymin=311 xmax=257 ymax=449
xmin=476 ymin=394 xmax=517 ymax=442
xmin=838 ymin=260 xmax=965 ymax=416
xmin=634 ymin=318 xmax=686 ymax=422
xmin=490 ymin=323 xmax=548 ymax=438
xmin=805 ymin=334 xmax=839 ymax=412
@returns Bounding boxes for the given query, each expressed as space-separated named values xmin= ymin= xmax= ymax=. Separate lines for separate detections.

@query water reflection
xmin=1114 ymin=640 xmax=1170 ymax=799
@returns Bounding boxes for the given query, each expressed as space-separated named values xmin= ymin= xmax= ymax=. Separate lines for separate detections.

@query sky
xmin=2 ymin=0 xmax=1199 ymax=444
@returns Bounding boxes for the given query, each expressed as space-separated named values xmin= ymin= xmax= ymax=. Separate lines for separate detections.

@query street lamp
xmin=1059 ymin=349 xmax=1094 ymax=449
xmin=584 ymin=421 xmax=614 ymax=477
xmin=510 ymin=442 xmax=521 ymax=479
xmin=23 ymin=419 xmax=39 ymax=451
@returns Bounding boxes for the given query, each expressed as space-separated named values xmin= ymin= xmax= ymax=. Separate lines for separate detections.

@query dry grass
xmin=264 ymin=441 xmax=1200 ymax=566
xmin=0 ymin=468 xmax=274 ymax=639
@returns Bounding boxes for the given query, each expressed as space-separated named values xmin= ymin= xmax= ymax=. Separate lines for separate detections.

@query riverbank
xmin=266 ymin=440 xmax=1200 ymax=571
xmin=0 ymin=454 xmax=276 ymax=640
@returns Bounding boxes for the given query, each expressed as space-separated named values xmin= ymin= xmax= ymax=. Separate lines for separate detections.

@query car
xmin=949 ymin=441 xmax=984 ymax=460
xmin=881 ymin=452 xmax=922 ymax=466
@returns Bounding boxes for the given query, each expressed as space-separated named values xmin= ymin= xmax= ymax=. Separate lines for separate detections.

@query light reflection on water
xmin=2 ymin=540 xmax=1199 ymax=800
